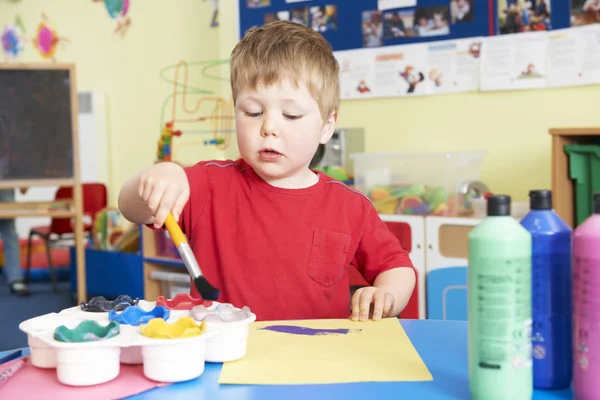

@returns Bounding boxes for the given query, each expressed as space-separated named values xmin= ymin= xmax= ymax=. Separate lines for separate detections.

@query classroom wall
xmin=0 ymin=0 xmax=227 ymax=207
xmin=1 ymin=1 xmax=599 ymax=205
xmin=219 ymin=1 xmax=600 ymax=201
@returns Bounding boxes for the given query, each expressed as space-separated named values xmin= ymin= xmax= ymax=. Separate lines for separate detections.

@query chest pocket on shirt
xmin=307 ymin=229 xmax=351 ymax=288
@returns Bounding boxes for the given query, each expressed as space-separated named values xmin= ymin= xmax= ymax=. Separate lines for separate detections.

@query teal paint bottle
xmin=468 ymin=195 xmax=533 ymax=400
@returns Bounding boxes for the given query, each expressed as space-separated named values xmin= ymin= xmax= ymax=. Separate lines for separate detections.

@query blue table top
xmin=2 ymin=319 xmax=574 ymax=399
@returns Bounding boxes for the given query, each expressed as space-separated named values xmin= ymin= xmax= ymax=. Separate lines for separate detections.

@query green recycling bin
xmin=564 ymin=144 xmax=600 ymax=227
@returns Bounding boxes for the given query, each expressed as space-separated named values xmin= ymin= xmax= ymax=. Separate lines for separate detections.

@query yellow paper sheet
xmin=218 ymin=318 xmax=433 ymax=385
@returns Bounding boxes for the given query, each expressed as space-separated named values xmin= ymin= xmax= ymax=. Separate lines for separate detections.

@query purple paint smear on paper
xmin=260 ymin=325 xmax=362 ymax=336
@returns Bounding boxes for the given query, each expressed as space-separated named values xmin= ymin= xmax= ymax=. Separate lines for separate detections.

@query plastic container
xmin=156 ymin=293 xmax=212 ymax=310
xmin=564 ymin=144 xmax=600 ymax=227
xmin=150 ymin=270 xmax=191 ymax=298
xmin=520 ymin=190 xmax=572 ymax=390
xmin=19 ymin=300 xmax=256 ymax=386
xmin=190 ymin=304 xmax=256 ymax=362
xmin=56 ymin=346 xmax=121 ymax=386
xmin=19 ymin=314 xmax=87 ymax=369
xmin=350 ymin=151 xmax=484 ymax=216
xmin=467 ymin=195 xmax=533 ymax=400
xmin=572 ymin=192 xmax=600 ymax=400
xmin=142 ymin=338 xmax=207 ymax=382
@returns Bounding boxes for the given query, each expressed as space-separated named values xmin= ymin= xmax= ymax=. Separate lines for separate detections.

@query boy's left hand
xmin=350 ymin=286 xmax=395 ymax=321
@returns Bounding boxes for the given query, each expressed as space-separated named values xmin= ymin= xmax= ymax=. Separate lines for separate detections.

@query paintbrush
xmin=0 ymin=356 xmax=28 ymax=388
xmin=164 ymin=212 xmax=220 ymax=301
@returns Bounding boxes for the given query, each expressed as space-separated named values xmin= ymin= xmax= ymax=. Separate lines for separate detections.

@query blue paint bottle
xmin=520 ymin=190 xmax=572 ymax=389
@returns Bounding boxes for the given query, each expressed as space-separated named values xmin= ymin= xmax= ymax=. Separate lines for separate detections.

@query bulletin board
xmin=238 ymin=0 xmax=572 ymax=52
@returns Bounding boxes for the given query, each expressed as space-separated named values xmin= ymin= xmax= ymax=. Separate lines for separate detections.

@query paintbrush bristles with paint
xmin=164 ymin=213 xmax=220 ymax=301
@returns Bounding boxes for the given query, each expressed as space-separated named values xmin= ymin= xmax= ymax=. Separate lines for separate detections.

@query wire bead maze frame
xmin=157 ymin=59 xmax=235 ymax=163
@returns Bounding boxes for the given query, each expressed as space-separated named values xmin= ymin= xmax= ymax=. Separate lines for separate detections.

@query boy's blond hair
xmin=230 ymin=20 xmax=340 ymax=122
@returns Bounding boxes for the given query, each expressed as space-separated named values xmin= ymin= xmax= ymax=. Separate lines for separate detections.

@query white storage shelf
xmin=379 ymin=214 xmax=484 ymax=321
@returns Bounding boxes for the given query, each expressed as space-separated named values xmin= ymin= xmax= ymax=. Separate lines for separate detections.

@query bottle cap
xmin=529 ymin=190 xmax=552 ymax=210
xmin=594 ymin=193 xmax=600 ymax=214
xmin=487 ymin=195 xmax=511 ymax=216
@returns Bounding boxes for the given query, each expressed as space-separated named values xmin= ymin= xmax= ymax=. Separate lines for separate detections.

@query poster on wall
xmin=546 ymin=24 xmax=600 ymax=88
xmin=425 ymin=37 xmax=482 ymax=95
xmin=337 ymin=49 xmax=376 ymax=100
xmin=374 ymin=43 xmax=429 ymax=97
xmin=480 ymin=31 xmax=548 ymax=91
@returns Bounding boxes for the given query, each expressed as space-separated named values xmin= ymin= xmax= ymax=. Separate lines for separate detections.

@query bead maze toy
xmin=156 ymin=121 xmax=182 ymax=162
xmin=156 ymin=59 xmax=235 ymax=164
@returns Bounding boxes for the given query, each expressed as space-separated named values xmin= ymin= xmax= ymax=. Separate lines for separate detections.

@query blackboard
xmin=0 ymin=68 xmax=75 ymax=181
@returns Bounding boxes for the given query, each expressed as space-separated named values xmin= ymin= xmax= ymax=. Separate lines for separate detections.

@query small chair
xmin=25 ymin=183 xmax=108 ymax=291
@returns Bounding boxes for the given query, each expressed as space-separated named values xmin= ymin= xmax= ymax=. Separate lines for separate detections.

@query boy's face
xmin=235 ymin=78 xmax=336 ymax=188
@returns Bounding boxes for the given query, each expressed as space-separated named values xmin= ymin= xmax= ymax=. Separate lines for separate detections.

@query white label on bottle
xmin=476 ymin=257 xmax=532 ymax=370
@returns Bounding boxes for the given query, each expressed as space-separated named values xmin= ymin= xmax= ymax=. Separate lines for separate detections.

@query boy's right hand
xmin=138 ymin=162 xmax=190 ymax=229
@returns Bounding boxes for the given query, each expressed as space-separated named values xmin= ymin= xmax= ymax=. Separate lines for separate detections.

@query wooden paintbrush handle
xmin=164 ymin=213 xmax=187 ymax=247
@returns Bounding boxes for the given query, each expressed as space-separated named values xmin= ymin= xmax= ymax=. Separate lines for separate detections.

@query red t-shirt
xmin=163 ymin=159 xmax=414 ymax=321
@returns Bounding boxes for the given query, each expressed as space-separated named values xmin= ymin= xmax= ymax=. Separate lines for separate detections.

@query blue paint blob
xmin=260 ymin=325 xmax=362 ymax=336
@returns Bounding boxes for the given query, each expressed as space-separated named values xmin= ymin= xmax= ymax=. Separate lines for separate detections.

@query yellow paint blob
xmin=140 ymin=317 xmax=206 ymax=339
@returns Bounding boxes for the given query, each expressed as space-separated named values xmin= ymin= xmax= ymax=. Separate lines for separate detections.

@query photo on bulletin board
xmin=310 ymin=5 xmax=338 ymax=32
xmin=497 ymin=0 xmax=552 ymax=34
xmin=383 ymin=8 xmax=416 ymax=39
xmin=380 ymin=5 xmax=451 ymax=44
xmin=290 ymin=6 xmax=310 ymax=26
xmin=450 ymin=0 xmax=475 ymax=23
xmin=362 ymin=10 xmax=383 ymax=47
xmin=265 ymin=10 xmax=290 ymax=24
xmin=571 ymin=0 xmax=600 ymax=26
xmin=413 ymin=5 xmax=451 ymax=38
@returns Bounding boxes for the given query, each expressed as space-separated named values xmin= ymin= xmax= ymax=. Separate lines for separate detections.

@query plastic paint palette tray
xmin=18 ymin=295 xmax=256 ymax=387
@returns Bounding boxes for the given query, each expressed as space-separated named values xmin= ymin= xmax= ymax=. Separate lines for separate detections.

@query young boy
xmin=119 ymin=21 xmax=415 ymax=322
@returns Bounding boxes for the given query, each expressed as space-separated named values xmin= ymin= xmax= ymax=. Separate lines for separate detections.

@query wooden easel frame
xmin=0 ymin=63 xmax=86 ymax=303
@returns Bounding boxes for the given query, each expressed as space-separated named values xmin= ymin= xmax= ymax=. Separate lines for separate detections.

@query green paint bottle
xmin=468 ymin=195 xmax=533 ymax=400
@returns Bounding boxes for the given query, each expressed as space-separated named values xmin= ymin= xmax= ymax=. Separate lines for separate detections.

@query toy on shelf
xmin=313 ymin=166 xmax=352 ymax=184
xmin=369 ymin=181 xmax=490 ymax=217
xmin=370 ymin=184 xmax=452 ymax=216
xmin=156 ymin=121 xmax=182 ymax=163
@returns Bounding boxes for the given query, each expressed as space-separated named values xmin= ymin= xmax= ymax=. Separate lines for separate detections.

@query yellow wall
xmin=218 ymin=1 xmax=600 ymax=202
xmin=2 ymin=1 xmax=599 ymax=204
xmin=0 ymin=0 xmax=227 ymax=206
